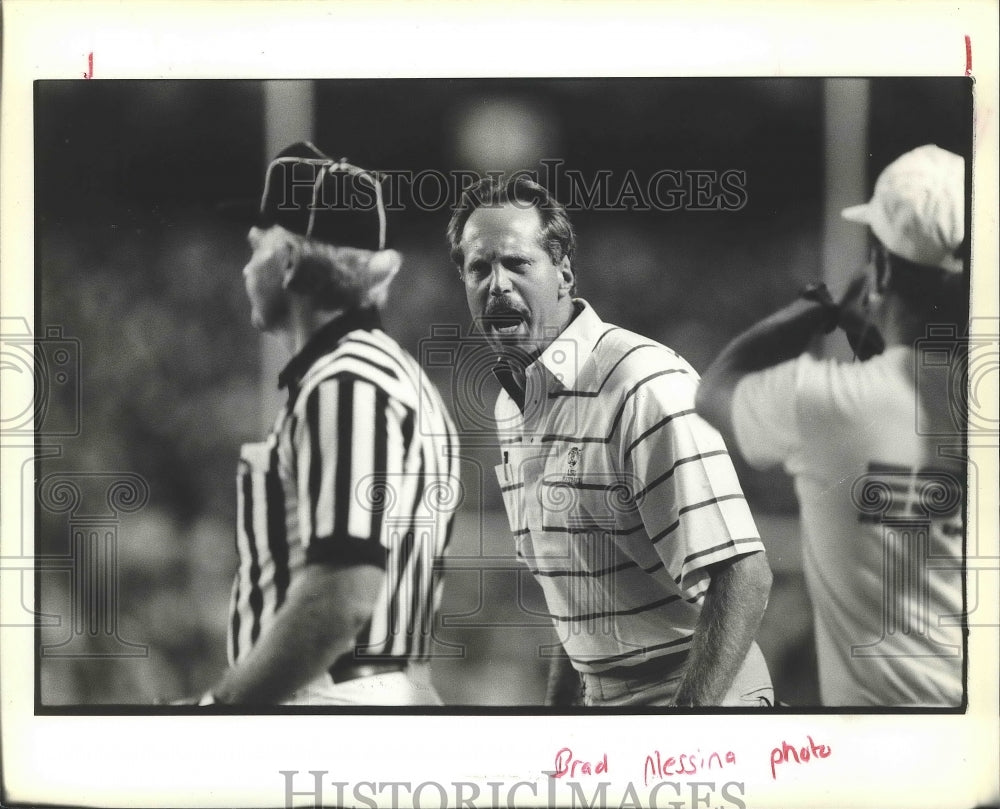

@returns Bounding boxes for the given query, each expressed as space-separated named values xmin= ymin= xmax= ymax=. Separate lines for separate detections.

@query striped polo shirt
xmin=229 ymin=308 xmax=460 ymax=685
xmin=493 ymin=300 xmax=764 ymax=674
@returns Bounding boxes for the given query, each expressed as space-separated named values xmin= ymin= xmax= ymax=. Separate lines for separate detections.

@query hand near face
xmin=836 ymin=272 xmax=885 ymax=360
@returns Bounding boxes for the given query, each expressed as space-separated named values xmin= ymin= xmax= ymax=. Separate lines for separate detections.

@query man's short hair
xmin=873 ymin=236 xmax=968 ymax=327
xmin=260 ymin=225 xmax=398 ymax=311
xmin=447 ymin=175 xmax=577 ymax=293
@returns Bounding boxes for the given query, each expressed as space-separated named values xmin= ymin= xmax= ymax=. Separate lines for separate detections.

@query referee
xmin=199 ymin=143 xmax=459 ymax=706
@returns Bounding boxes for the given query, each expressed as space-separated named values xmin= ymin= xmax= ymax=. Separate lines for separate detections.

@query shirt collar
xmin=277 ymin=307 xmax=381 ymax=391
xmin=491 ymin=299 xmax=605 ymax=403
xmin=535 ymin=298 xmax=604 ymax=390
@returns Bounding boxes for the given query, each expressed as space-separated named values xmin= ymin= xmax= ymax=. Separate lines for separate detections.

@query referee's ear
xmin=281 ymin=241 xmax=303 ymax=291
xmin=363 ymin=249 xmax=403 ymax=308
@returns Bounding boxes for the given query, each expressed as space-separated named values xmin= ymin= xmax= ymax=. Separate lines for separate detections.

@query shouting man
xmin=448 ymin=176 xmax=773 ymax=707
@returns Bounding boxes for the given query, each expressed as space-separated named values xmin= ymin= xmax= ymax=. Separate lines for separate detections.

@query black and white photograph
xmin=28 ymin=75 xmax=975 ymax=711
xmin=1 ymin=3 xmax=998 ymax=809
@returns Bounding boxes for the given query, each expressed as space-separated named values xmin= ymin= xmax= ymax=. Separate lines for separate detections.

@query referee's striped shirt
xmin=228 ymin=308 xmax=460 ymax=677
xmin=493 ymin=300 xmax=764 ymax=674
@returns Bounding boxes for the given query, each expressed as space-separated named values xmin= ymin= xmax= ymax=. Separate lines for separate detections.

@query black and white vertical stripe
xmin=228 ymin=328 xmax=459 ymax=667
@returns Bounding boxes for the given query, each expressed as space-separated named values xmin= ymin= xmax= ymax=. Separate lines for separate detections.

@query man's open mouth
xmin=482 ymin=309 xmax=527 ymax=336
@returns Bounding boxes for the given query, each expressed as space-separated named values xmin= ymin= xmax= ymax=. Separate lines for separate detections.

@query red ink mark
xmin=551 ymin=748 xmax=608 ymax=779
xmin=964 ymin=35 xmax=972 ymax=76
xmin=770 ymin=734 xmax=831 ymax=779
xmin=83 ymin=52 xmax=93 ymax=79
xmin=643 ymin=747 xmax=736 ymax=786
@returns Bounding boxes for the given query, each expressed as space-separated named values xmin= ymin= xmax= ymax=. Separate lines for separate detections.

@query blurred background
xmin=32 ymin=78 xmax=971 ymax=706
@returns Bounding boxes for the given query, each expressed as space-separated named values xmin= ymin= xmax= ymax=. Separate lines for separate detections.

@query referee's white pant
xmin=284 ymin=662 xmax=442 ymax=706
xmin=580 ymin=642 xmax=773 ymax=707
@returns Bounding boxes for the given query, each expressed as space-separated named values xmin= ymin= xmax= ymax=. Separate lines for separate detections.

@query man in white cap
xmin=184 ymin=143 xmax=459 ymax=706
xmin=695 ymin=144 xmax=968 ymax=706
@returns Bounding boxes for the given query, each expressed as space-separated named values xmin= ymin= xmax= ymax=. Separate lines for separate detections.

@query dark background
xmin=33 ymin=77 xmax=971 ymax=706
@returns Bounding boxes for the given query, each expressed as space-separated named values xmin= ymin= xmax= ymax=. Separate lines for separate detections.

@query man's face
xmin=242 ymin=227 xmax=290 ymax=332
xmin=458 ymin=204 xmax=574 ymax=357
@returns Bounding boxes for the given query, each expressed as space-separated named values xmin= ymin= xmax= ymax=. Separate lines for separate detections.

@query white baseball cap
xmin=841 ymin=144 xmax=965 ymax=274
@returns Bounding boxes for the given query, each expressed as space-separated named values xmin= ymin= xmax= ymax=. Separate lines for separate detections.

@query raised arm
xmin=695 ymin=278 xmax=881 ymax=448
xmin=695 ymin=294 xmax=835 ymax=448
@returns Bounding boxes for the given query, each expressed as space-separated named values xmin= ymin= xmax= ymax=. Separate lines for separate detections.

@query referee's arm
xmin=211 ymin=562 xmax=380 ymax=704
xmin=212 ymin=375 xmax=393 ymax=705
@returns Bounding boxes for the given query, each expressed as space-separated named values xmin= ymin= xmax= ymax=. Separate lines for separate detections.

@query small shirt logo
xmin=565 ymin=446 xmax=581 ymax=484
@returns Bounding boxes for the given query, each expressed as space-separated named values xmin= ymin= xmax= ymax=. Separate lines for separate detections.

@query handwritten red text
xmin=770 ymin=734 xmax=831 ymax=779
xmin=551 ymin=748 xmax=608 ymax=778
xmin=644 ymin=748 xmax=736 ymax=786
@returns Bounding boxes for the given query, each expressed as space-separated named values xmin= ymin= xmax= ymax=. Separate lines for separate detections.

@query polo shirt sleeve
xmin=291 ymin=374 xmax=404 ymax=569
xmin=622 ymin=369 xmax=764 ymax=589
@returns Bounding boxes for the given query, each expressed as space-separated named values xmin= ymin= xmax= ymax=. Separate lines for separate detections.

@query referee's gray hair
xmin=263 ymin=225 xmax=401 ymax=310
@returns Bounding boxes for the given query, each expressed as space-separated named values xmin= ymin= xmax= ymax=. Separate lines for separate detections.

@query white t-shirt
xmin=732 ymin=346 xmax=964 ymax=706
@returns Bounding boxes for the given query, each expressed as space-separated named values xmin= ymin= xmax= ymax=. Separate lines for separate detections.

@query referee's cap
xmin=255 ymin=141 xmax=388 ymax=251
xmin=841 ymin=144 xmax=964 ymax=274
